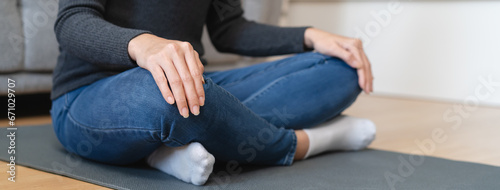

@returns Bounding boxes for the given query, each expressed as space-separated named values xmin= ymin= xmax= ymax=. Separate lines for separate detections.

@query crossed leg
xmin=147 ymin=52 xmax=376 ymax=184
xmin=52 ymin=53 xmax=375 ymax=186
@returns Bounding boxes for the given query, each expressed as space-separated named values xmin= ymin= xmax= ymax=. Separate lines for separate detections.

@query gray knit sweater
xmin=51 ymin=0 xmax=309 ymax=99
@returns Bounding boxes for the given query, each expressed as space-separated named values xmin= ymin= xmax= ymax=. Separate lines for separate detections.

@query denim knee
xmin=298 ymin=54 xmax=362 ymax=114
xmin=325 ymin=56 xmax=361 ymax=95
xmin=300 ymin=52 xmax=361 ymax=94
xmin=302 ymin=56 xmax=362 ymax=124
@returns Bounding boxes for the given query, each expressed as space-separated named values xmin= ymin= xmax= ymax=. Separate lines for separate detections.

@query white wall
xmin=287 ymin=1 xmax=500 ymax=107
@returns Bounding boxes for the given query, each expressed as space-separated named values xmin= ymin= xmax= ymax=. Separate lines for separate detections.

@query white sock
xmin=146 ymin=142 xmax=215 ymax=185
xmin=303 ymin=115 xmax=376 ymax=158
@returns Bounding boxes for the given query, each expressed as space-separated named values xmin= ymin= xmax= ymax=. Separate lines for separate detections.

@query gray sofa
xmin=0 ymin=0 xmax=287 ymax=95
xmin=0 ymin=0 xmax=59 ymax=95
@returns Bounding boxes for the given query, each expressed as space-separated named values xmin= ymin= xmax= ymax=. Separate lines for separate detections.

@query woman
xmin=51 ymin=0 xmax=376 ymax=185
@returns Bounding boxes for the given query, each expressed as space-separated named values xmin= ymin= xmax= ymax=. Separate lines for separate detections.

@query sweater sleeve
xmin=54 ymin=0 xmax=151 ymax=67
xmin=206 ymin=0 xmax=310 ymax=57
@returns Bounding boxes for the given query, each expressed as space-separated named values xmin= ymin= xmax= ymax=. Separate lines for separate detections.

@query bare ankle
xmin=294 ymin=130 xmax=310 ymax=160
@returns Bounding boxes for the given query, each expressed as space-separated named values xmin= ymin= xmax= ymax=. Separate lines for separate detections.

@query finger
xmin=343 ymin=43 xmax=364 ymax=70
xmin=361 ymin=65 xmax=370 ymax=94
xmin=170 ymin=42 xmax=200 ymax=116
xmin=360 ymin=50 xmax=374 ymax=93
xmin=160 ymin=56 xmax=190 ymax=118
xmin=149 ymin=64 xmax=175 ymax=104
xmin=357 ymin=57 xmax=369 ymax=94
xmin=331 ymin=45 xmax=357 ymax=68
xmin=364 ymin=66 xmax=370 ymax=94
xmin=361 ymin=47 xmax=373 ymax=92
xmin=194 ymin=51 xmax=205 ymax=75
xmin=344 ymin=39 xmax=371 ymax=93
xmin=184 ymin=48 xmax=205 ymax=109
xmin=357 ymin=69 xmax=367 ymax=93
xmin=197 ymin=59 xmax=205 ymax=85
xmin=190 ymin=51 xmax=206 ymax=106
xmin=331 ymin=44 xmax=366 ymax=92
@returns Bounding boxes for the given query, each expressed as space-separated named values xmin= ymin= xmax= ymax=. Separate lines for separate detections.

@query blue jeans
xmin=50 ymin=52 xmax=361 ymax=166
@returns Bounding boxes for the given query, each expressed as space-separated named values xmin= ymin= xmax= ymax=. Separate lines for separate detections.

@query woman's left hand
xmin=304 ymin=28 xmax=373 ymax=94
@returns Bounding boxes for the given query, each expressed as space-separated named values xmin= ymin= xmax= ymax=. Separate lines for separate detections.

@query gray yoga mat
xmin=1 ymin=125 xmax=499 ymax=190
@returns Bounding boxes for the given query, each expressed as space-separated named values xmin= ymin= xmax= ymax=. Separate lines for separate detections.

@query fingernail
xmin=199 ymin=97 xmax=205 ymax=106
xmin=202 ymin=77 xmax=206 ymax=84
xmin=182 ymin=107 xmax=189 ymax=118
xmin=192 ymin=105 xmax=200 ymax=116
xmin=167 ymin=97 xmax=174 ymax=104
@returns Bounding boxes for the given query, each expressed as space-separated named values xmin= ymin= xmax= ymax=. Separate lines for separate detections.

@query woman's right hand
xmin=128 ymin=34 xmax=205 ymax=118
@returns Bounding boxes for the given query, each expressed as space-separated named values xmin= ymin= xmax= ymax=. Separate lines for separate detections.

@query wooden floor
xmin=1 ymin=95 xmax=499 ymax=189
xmin=344 ymin=95 xmax=500 ymax=167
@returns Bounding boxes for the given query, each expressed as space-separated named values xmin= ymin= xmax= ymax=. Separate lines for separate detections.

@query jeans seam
xmin=63 ymin=94 xmax=69 ymax=110
xmin=222 ymin=59 xmax=290 ymax=88
xmin=242 ymin=57 xmax=327 ymax=105
xmin=66 ymin=112 xmax=161 ymax=144
xmin=66 ymin=111 xmax=161 ymax=133
xmin=283 ymin=131 xmax=297 ymax=166
xmin=222 ymin=53 xmax=325 ymax=88
xmin=162 ymin=136 xmax=184 ymax=146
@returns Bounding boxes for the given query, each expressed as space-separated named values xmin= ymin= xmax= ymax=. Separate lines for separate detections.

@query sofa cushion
xmin=0 ymin=73 xmax=53 ymax=95
xmin=0 ymin=0 xmax=24 ymax=73
xmin=21 ymin=0 xmax=59 ymax=72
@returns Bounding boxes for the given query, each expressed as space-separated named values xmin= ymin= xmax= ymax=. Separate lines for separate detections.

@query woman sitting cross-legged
xmin=51 ymin=0 xmax=376 ymax=185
